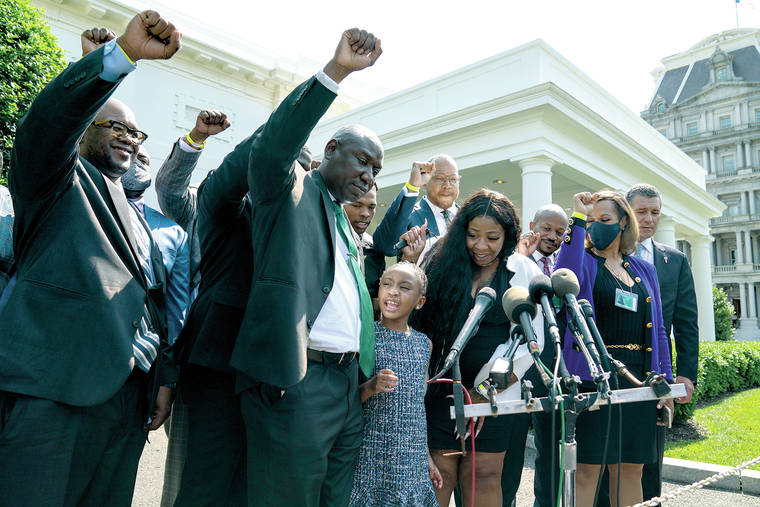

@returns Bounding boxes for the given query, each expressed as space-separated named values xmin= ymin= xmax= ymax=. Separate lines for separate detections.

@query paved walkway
xmin=133 ymin=429 xmax=760 ymax=506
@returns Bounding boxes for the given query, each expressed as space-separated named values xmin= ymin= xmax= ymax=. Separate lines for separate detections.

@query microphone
xmin=393 ymin=228 xmax=431 ymax=253
xmin=578 ymin=299 xmax=612 ymax=371
xmin=438 ymin=287 xmax=497 ymax=375
xmin=529 ymin=274 xmax=561 ymax=347
xmin=551 ymin=269 xmax=603 ymax=374
xmin=501 ymin=286 xmax=540 ymax=351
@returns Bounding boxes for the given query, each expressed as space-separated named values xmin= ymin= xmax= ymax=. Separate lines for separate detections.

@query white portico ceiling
xmin=309 ymin=39 xmax=724 ymax=238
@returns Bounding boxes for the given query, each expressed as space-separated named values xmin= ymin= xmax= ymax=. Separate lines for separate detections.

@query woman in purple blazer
xmin=556 ymin=191 xmax=673 ymax=507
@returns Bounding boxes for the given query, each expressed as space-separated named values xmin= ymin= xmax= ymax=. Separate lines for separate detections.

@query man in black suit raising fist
xmin=0 ymin=11 xmax=180 ymax=506
xmin=232 ymin=28 xmax=383 ymax=506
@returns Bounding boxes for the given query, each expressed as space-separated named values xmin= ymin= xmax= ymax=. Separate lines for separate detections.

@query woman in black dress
xmin=408 ymin=189 xmax=543 ymax=507
xmin=557 ymin=191 xmax=674 ymax=507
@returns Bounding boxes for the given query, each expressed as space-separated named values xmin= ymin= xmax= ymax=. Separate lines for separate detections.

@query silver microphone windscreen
xmin=501 ymin=286 xmax=537 ymax=324
xmin=551 ymin=268 xmax=580 ymax=299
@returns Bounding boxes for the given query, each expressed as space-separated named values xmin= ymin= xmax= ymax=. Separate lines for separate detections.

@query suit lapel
xmin=311 ymin=171 xmax=336 ymax=257
xmin=418 ymin=199 xmax=441 ymax=237
xmin=653 ymin=241 xmax=666 ymax=275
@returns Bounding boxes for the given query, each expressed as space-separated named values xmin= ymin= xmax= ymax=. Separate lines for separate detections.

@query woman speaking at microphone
xmin=405 ymin=189 xmax=543 ymax=507
xmin=556 ymin=191 xmax=673 ymax=507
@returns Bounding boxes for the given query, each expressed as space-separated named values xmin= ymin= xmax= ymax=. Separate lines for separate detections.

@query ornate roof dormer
xmin=706 ymin=46 xmax=740 ymax=84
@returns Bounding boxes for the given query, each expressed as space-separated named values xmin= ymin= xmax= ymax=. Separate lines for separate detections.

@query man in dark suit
xmin=627 ymin=183 xmax=698 ymax=503
xmin=0 ymin=13 xmax=180 ymax=506
xmin=231 ymin=28 xmax=383 ymax=506
xmin=123 ymin=146 xmax=190 ymax=345
xmin=373 ymin=156 xmax=460 ymax=262
xmin=171 ymin=124 xmax=267 ymax=505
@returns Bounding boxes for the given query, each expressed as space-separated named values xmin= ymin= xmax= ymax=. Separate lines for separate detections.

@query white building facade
xmin=642 ymin=29 xmax=760 ymax=340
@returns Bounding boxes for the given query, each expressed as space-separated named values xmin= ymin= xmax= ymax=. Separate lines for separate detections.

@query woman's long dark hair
xmin=412 ymin=189 xmax=520 ymax=378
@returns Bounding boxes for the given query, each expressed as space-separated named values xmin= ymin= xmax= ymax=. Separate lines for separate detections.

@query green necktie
xmin=331 ymin=200 xmax=375 ymax=376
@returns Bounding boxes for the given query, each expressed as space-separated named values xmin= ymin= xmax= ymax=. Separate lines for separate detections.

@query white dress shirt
xmin=638 ymin=237 xmax=655 ymax=264
xmin=532 ymin=249 xmax=558 ymax=274
xmin=308 ymin=194 xmax=361 ymax=353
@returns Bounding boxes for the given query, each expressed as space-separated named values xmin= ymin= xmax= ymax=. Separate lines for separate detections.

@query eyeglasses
xmin=431 ymin=176 xmax=460 ymax=186
xmin=91 ymin=120 xmax=149 ymax=145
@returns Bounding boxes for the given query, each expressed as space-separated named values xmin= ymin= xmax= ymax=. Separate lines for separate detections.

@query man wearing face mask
xmin=123 ymin=146 xmax=190 ymax=347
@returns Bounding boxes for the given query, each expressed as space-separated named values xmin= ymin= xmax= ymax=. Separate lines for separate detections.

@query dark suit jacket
xmin=652 ymin=241 xmax=699 ymax=381
xmin=372 ymin=189 xmax=445 ymax=257
xmin=230 ymin=76 xmax=338 ymax=389
xmin=174 ymin=132 xmax=259 ymax=374
xmin=0 ymin=48 xmax=175 ymax=407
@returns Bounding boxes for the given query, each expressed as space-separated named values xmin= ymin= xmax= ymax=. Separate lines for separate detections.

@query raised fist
xmin=193 ymin=110 xmax=230 ymax=139
xmin=573 ymin=192 xmax=595 ymax=216
xmin=323 ymin=28 xmax=382 ymax=83
xmin=116 ymin=10 xmax=181 ymax=62
xmin=408 ymin=161 xmax=435 ymax=188
xmin=81 ymin=27 xmax=115 ymax=57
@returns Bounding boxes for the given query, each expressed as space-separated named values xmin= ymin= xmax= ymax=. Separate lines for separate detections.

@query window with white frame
xmin=719 ymin=115 xmax=732 ymax=129
xmin=716 ymin=66 xmax=729 ymax=81
xmin=656 ymin=102 xmax=665 ymax=113
xmin=755 ymin=108 xmax=760 ymax=124
xmin=686 ymin=122 xmax=698 ymax=136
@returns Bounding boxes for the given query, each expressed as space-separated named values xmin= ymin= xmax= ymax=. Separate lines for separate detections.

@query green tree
xmin=0 ymin=0 xmax=67 ymax=186
xmin=713 ymin=286 xmax=735 ymax=341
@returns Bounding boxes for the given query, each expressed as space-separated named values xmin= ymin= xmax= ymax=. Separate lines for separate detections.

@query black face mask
xmin=588 ymin=221 xmax=621 ymax=250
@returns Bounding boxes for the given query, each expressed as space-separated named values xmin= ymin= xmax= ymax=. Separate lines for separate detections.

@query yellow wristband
xmin=116 ymin=43 xmax=135 ymax=66
xmin=572 ymin=211 xmax=587 ymax=220
xmin=185 ymin=133 xmax=206 ymax=150
xmin=405 ymin=182 xmax=420 ymax=192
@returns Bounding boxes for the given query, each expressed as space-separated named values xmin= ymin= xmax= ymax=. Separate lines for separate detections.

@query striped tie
xmin=636 ymin=243 xmax=645 ymax=259
xmin=128 ymin=203 xmax=160 ymax=373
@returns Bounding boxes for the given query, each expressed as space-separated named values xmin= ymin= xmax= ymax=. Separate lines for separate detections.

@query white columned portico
xmin=518 ymin=156 xmax=556 ymax=228
xmin=654 ymin=216 xmax=677 ymax=247
xmin=689 ymin=235 xmax=716 ymax=341
xmin=741 ymin=192 xmax=748 ymax=215
xmin=740 ymin=283 xmax=749 ymax=319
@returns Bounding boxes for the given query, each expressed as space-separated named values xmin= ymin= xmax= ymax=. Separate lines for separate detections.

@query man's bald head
xmin=531 ymin=204 xmax=568 ymax=256
xmin=79 ymin=98 xmax=141 ymax=182
xmin=319 ymin=124 xmax=384 ymax=203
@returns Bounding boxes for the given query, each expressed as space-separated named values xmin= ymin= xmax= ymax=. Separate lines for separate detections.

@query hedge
xmin=673 ymin=340 xmax=760 ymax=421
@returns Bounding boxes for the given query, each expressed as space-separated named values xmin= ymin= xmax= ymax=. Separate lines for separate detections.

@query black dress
xmin=575 ymin=265 xmax=658 ymax=464
xmin=426 ymin=262 xmax=515 ymax=453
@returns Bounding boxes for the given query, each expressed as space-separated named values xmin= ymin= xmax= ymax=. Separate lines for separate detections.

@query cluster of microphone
xmin=433 ymin=268 xmax=609 ymax=389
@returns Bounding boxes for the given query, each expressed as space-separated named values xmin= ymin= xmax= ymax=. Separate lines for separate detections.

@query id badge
xmin=614 ymin=288 xmax=638 ymax=312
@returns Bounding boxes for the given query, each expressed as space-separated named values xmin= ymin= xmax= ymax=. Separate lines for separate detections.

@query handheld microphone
xmin=501 ymin=286 xmax=540 ymax=351
xmin=438 ymin=287 xmax=497 ymax=375
xmin=393 ymin=228 xmax=431 ymax=253
xmin=551 ymin=269 xmax=603 ymax=373
xmin=529 ymin=274 xmax=561 ymax=346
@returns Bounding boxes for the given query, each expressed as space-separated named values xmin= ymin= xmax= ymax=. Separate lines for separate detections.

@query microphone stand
xmin=451 ymin=357 xmax=468 ymax=456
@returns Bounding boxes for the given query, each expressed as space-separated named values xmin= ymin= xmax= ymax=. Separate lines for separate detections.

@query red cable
xmin=429 ymin=378 xmax=476 ymax=507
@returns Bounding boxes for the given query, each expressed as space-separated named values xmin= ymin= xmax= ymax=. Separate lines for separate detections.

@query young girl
xmin=348 ymin=262 xmax=442 ymax=507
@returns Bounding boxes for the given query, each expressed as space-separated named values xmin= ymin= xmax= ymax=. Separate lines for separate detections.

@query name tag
xmin=615 ymin=288 xmax=638 ymax=312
